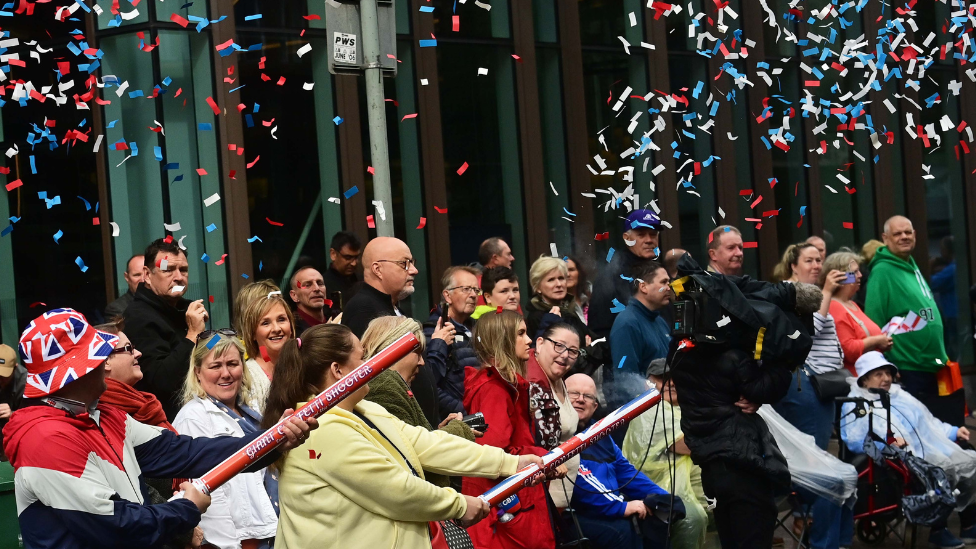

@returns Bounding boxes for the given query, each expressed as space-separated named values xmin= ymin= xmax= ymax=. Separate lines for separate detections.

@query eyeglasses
xmin=336 ymin=250 xmax=361 ymax=261
xmin=447 ymin=286 xmax=481 ymax=295
xmin=544 ymin=337 xmax=580 ymax=359
xmin=196 ymin=328 xmax=237 ymax=343
xmin=375 ymin=259 xmax=416 ymax=271
xmin=568 ymin=391 xmax=598 ymax=403
xmin=110 ymin=343 xmax=134 ymax=355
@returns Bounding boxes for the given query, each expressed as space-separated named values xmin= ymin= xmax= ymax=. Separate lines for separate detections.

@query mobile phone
xmin=461 ymin=412 xmax=489 ymax=432
xmin=441 ymin=302 xmax=451 ymax=325
xmin=842 ymin=273 xmax=857 ymax=284
xmin=330 ymin=291 xmax=343 ymax=314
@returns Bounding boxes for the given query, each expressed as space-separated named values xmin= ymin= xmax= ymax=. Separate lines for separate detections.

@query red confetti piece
xmin=205 ymin=96 xmax=220 ymax=116
xmin=750 ymin=195 xmax=763 ymax=209
xmin=743 ymin=242 xmax=758 ymax=248
xmin=237 ymin=103 xmax=246 ymax=113
xmin=29 ymin=302 xmax=46 ymax=308
xmin=266 ymin=217 xmax=284 ymax=226
xmin=174 ymin=88 xmax=183 ymax=98
xmin=453 ymin=15 xmax=460 ymax=31
xmin=259 ymin=57 xmax=266 ymax=69
xmin=708 ymin=231 xmax=714 ymax=244
xmin=208 ymin=295 xmax=215 ymax=303
xmin=229 ymin=170 xmax=237 ymax=179
xmin=307 ymin=449 xmax=317 ymax=459
xmin=277 ymin=76 xmax=286 ymax=86
xmin=163 ymin=235 xmax=174 ymax=243
xmin=512 ymin=54 xmax=522 ymax=62
xmin=170 ymin=13 xmax=190 ymax=27
xmin=262 ymin=118 xmax=275 ymax=127
xmin=92 ymin=217 xmax=100 ymax=225
xmin=228 ymin=144 xmax=237 ymax=150
xmin=246 ymin=156 xmax=260 ymax=169
xmin=215 ymin=254 xmax=228 ymax=266
xmin=367 ymin=215 xmax=375 ymax=229
xmin=401 ymin=113 xmax=418 ymax=122
xmin=417 ymin=217 xmax=427 ymax=229
xmin=0 ymin=167 xmax=10 ymax=175
xmin=456 ymin=162 xmax=468 ymax=175
xmin=196 ymin=168 xmax=208 ymax=176
xmin=434 ymin=206 xmax=448 ymax=214
xmin=496 ymin=307 xmax=503 ymax=314
xmin=595 ymin=232 xmax=610 ymax=241
xmin=958 ymin=121 xmax=968 ymax=133
xmin=5 ymin=179 xmax=22 ymax=191
xmin=367 ymin=166 xmax=375 ymax=175
xmin=303 ymin=14 xmax=321 ymax=20
xmin=323 ymin=299 xmax=333 ymax=309
xmin=769 ymin=178 xmax=777 ymax=188
xmin=738 ymin=189 xmax=753 ymax=196
xmin=845 ymin=186 xmax=856 ymax=194
xmin=114 ymin=142 xmax=129 ymax=151
xmin=842 ymin=222 xmax=854 ymax=229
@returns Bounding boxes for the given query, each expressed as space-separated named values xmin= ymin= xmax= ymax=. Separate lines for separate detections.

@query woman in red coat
xmin=463 ymin=310 xmax=561 ymax=549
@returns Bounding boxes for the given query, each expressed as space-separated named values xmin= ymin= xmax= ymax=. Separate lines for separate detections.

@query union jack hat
xmin=18 ymin=308 xmax=119 ymax=398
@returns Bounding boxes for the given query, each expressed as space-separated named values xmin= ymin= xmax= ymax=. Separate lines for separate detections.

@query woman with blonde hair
xmin=826 ymin=250 xmax=892 ymax=374
xmin=263 ymin=323 xmax=543 ymax=549
xmin=173 ymin=331 xmax=278 ymax=549
xmin=463 ymin=309 xmax=561 ymax=549
xmin=361 ymin=316 xmax=477 ymax=487
xmin=238 ymin=291 xmax=296 ymax=412
xmin=524 ymin=255 xmax=592 ymax=342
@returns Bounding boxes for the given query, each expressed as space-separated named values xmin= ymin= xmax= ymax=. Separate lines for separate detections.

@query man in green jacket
xmin=865 ymin=215 xmax=948 ymax=399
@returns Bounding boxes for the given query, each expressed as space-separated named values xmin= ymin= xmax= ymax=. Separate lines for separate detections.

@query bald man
xmin=342 ymin=237 xmax=419 ymax=338
xmin=864 ymin=216 xmax=948 ymax=400
xmin=341 ymin=237 xmax=440 ymax=428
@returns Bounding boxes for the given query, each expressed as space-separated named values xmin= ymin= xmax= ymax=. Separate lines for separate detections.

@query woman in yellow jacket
xmin=262 ymin=323 xmax=544 ymax=549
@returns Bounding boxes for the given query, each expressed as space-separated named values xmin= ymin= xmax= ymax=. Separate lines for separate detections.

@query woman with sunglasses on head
xmin=264 ymin=323 xmax=543 ymax=549
xmin=173 ymin=330 xmax=279 ymax=549
xmin=526 ymin=322 xmax=582 ymax=510
xmin=238 ymin=291 xmax=296 ymax=413
xmin=825 ymin=251 xmax=893 ymax=375
xmin=463 ymin=310 xmax=565 ymax=549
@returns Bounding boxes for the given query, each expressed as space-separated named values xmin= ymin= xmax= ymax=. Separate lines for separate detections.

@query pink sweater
xmin=829 ymin=299 xmax=883 ymax=374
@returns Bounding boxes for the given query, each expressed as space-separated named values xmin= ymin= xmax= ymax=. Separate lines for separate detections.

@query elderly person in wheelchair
xmin=840 ymin=352 xmax=976 ymax=549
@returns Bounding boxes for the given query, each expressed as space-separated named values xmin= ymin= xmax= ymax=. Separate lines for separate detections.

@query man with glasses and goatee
xmin=124 ymin=237 xmax=208 ymax=420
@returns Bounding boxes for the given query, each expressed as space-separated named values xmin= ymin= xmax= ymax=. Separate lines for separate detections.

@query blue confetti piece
xmin=173 ymin=174 xmax=184 ymax=182
xmin=106 ymin=119 xmax=119 ymax=128
xmin=154 ymin=146 xmax=163 ymax=161
xmin=205 ymin=334 xmax=220 ymax=350
xmin=259 ymin=260 xmax=263 ymax=271
xmin=29 ymin=155 xmax=36 ymax=174
xmin=77 ymin=196 xmax=91 ymax=211
xmin=654 ymin=247 xmax=660 ymax=257
xmin=617 ymin=356 xmax=627 ymax=368
xmin=333 ymin=116 xmax=344 ymax=125
xmin=201 ymin=253 xmax=209 ymax=262
xmin=228 ymin=85 xmax=245 ymax=93
xmin=73 ymin=0 xmax=91 ymax=13
xmin=562 ymin=207 xmax=576 ymax=217
xmin=620 ymin=274 xmax=633 ymax=282
xmin=343 ymin=186 xmax=359 ymax=199
xmin=244 ymin=13 xmax=262 ymax=20
xmin=419 ymin=5 xmax=434 ymax=11
xmin=799 ymin=206 xmax=807 ymax=216
xmin=162 ymin=76 xmax=172 ymax=86
xmin=75 ymin=256 xmax=88 ymax=272
xmin=163 ymin=162 xmax=180 ymax=170
xmin=0 ymin=225 xmax=11 ymax=237
xmin=37 ymin=191 xmax=47 ymax=199
xmin=129 ymin=142 xmax=138 ymax=157
xmin=53 ymin=230 xmax=62 ymax=243
xmin=610 ymin=298 xmax=625 ymax=314
xmin=245 ymin=114 xmax=254 ymax=128
xmin=198 ymin=123 xmax=213 ymax=131
xmin=692 ymin=80 xmax=704 ymax=99
xmin=206 ymin=223 xmax=217 ymax=233
xmin=253 ymin=103 xmax=260 ymax=113
xmin=419 ymin=39 xmax=437 ymax=47
xmin=128 ymin=90 xmax=144 ymax=98
xmin=8 ymin=216 xmax=19 ymax=223
xmin=606 ymin=247 xmax=615 ymax=262
xmin=242 ymin=273 xmax=249 ymax=279
xmin=247 ymin=235 xmax=263 ymax=243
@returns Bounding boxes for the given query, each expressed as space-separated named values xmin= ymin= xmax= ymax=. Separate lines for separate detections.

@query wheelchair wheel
xmin=856 ymin=518 xmax=887 ymax=544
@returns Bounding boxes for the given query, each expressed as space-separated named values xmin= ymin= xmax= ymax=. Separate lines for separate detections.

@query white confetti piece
xmin=297 ymin=43 xmax=312 ymax=58
xmin=171 ymin=285 xmax=185 ymax=294
xmin=420 ymin=78 xmax=429 ymax=85
xmin=271 ymin=125 xmax=278 ymax=139
xmin=549 ymin=181 xmax=558 ymax=195
xmin=716 ymin=315 xmax=731 ymax=327
xmin=624 ymin=239 xmax=636 ymax=247
xmin=204 ymin=193 xmax=221 ymax=207
xmin=628 ymin=12 xmax=636 ymax=26
xmin=115 ymin=80 xmax=129 ymax=97
xmin=328 ymin=197 xmax=341 ymax=204
xmin=371 ymin=200 xmax=387 ymax=221
xmin=93 ymin=134 xmax=103 ymax=153
xmin=477 ymin=67 xmax=488 ymax=76
xmin=787 ymin=330 xmax=800 ymax=340
xmin=303 ymin=82 xmax=315 ymax=90
xmin=177 ymin=235 xmax=187 ymax=250
xmin=110 ymin=221 xmax=120 ymax=237
xmin=164 ymin=222 xmax=182 ymax=232
xmin=824 ymin=185 xmax=837 ymax=194
xmin=550 ymin=243 xmax=558 ymax=257
xmin=473 ymin=0 xmax=491 ymax=10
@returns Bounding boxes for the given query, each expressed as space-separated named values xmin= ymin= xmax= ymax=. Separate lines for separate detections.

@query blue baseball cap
xmin=623 ymin=209 xmax=663 ymax=233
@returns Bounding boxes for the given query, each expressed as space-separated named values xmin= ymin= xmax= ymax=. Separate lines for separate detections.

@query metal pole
xmin=359 ymin=0 xmax=394 ymax=237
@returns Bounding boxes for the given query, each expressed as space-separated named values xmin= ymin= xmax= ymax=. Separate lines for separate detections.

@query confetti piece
xmin=367 ymin=215 xmax=375 ymax=229
xmin=75 ymin=257 xmax=88 ymax=272
xmin=617 ymin=356 xmax=627 ymax=368
xmin=419 ymin=39 xmax=437 ymax=48
xmin=5 ymin=179 xmax=22 ymax=191
xmin=110 ymin=222 xmax=120 ymax=237
xmin=477 ymin=67 xmax=488 ymax=76
xmin=344 ymin=186 xmax=359 ymax=199
xmin=201 ymin=253 xmax=210 ymax=262
xmin=206 ymin=334 xmax=221 ymax=349
xmin=743 ymin=242 xmax=758 ymax=249
xmin=203 ymin=193 xmax=220 ymax=207
xmin=595 ymin=232 xmax=609 ymax=240
xmin=401 ymin=113 xmax=418 ymax=122
xmin=417 ymin=217 xmax=427 ymax=229
xmin=606 ymin=247 xmax=615 ymax=262
xmin=206 ymin=223 xmax=217 ymax=232
xmin=610 ymin=298 xmax=625 ymax=313
xmin=29 ymin=302 xmax=46 ymax=308
xmin=842 ymin=222 xmax=854 ymax=229
xmin=247 ymin=235 xmax=263 ymax=243
xmin=215 ymin=254 xmax=228 ymax=265
xmin=205 ymin=96 xmax=220 ymax=115
xmin=266 ymin=217 xmax=284 ymax=226
xmin=457 ymin=162 xmax=468 ymax=175
xmin=164 ymin=222 xmax=182 ymax=232
xmin=196 ymin=168 xmax=208 ymax=176
xmin=247 ymin=155 xmax=260 ymax=169
xmin=244 ymin=13 xmax=263 ymax=21
xmin=303 ymin=82 xmax=315 ymax=90
xmin=434 ymin=206 xmax=448 ymax=214
xmin=53 ymin=230 xmax=63 ymax=243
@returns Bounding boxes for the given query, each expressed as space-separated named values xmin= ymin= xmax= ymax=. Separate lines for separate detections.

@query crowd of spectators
xmin=0 ymin=211 xmax=972 ymax=549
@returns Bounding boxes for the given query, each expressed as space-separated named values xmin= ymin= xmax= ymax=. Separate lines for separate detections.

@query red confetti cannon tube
xmin=479 ymin=387 xmax=662 ymax=507
xmin=188 ymin=333 xmax=420 ymax=495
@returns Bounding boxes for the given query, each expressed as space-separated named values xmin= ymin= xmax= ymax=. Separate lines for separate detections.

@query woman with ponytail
xmin=462 ymin=310 xmax=563 ymax=549
xmin=264 ymin=323 xmax=544 ymax=549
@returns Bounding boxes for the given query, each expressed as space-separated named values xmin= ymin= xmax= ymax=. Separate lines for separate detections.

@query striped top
xmin=806 ymin=312 xmax=845 ymax=375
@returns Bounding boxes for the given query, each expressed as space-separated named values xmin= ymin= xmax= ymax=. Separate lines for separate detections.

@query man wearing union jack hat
xmin=1 ymin=308 xmax=316 ymax=549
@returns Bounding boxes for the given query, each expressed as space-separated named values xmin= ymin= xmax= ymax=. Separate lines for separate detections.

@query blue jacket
xmin=572 ymin=423 xmax=668 ymax=518
xmin=423 ymin=309 xmax=480 ymax=420
xmin=609 ymin=299 xmax=670 ymax=401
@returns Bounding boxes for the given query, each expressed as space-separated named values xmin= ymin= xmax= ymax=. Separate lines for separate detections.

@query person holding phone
xmin=827 ymin=251 xmax=893 ymax=374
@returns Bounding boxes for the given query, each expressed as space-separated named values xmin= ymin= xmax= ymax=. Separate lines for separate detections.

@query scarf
xmin=101 ymin=378 xmax=177 ymax=433
xmin=530 ymin=293 xmax=577 ymax=320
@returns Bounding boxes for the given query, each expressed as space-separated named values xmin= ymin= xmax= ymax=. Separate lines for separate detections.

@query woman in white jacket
xmin=174 ymin=330 xmax=278 ymax=549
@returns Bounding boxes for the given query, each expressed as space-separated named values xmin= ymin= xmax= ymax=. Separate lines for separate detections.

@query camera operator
xmin=666 ymin=255 xmax=821 ymax=548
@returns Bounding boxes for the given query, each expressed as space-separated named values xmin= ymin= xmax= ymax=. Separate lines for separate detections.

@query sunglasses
xmin=110 ymin=343 xmax=135 ymax=355
xmin=196 ymin=328 xmax=237 ymax=343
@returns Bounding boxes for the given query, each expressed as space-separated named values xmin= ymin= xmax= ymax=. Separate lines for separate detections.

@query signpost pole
xmin=359 ymin=0 xmax=395 ymax=237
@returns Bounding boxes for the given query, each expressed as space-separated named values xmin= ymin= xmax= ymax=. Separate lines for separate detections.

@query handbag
xmin=807 ymin=367 xmax=852 ymax=400
xmin=354 ymin=412 xmax=474 ymax=549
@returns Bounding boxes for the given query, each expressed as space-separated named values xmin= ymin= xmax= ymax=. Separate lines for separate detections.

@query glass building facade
xmin=1 ymin=0 xmax=975 ymax=369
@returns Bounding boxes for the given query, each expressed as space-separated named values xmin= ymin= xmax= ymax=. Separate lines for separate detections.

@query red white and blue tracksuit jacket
xmin=571 ymin=426 xmax=668 ymax=518
xmin=2 ymin=401 xmax=275 ymax=549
